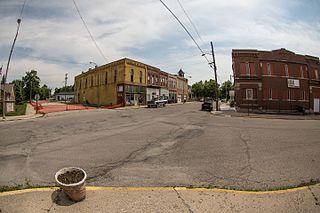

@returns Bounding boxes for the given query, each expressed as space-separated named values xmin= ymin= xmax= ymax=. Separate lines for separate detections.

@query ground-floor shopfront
xmin=117 ymin=84 xmax=146 ymax=106
xmin=169 ymin=90 xmax=177 ymax=103
xmin=146 ymin=87 xmax=160 ymax=102
xmin=160 ymin=88 xmax=169 ymax=99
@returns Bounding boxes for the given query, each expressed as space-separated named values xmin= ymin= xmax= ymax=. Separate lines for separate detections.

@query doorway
xmin=314 ymin=98 xmax=320 ymax=113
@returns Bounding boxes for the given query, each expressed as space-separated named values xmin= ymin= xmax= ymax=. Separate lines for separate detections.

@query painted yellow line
xmin=0 ymin=185 xmax=315 ymax=197
xmin=0 ymin=187 xmax=59 ymax=197
xmin=181 ymin=186 xmax=310 ymax=194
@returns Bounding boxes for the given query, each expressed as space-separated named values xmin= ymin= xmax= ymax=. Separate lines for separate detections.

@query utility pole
xmin=0 ymin=65 xmax=2 ymax=116
xmin=65 ymin=73 xmax=68 ymax=110
xmin=210 ymin=41 xmax=219 ymax=111
xmin=2 ymin=18 xmax=21 ymax=119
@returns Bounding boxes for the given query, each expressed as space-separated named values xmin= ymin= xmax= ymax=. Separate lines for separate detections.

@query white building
xmin=55 ymin=92 xmax=74 ymax=101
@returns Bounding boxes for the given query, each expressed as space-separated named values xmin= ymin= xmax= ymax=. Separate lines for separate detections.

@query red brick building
xmin=232 ymin=48 xmax=320 ymax=113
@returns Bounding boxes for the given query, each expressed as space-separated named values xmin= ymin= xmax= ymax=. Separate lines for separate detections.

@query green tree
xmin=54 ymin=85 xmax=74 ymax=94
xmin=219 ymin=80 xmax=233 ymax=100
xmin=192 ymin=79 xmax=219 ymax=99
xmin=39 ymin=84 xmax=51 ymax=100
xmin=191 ymin=81 xmax=204 ymax=99
xmin=203 ymin=79 xmax=219 ymax=99
xmin=11 ymin=79 xmax=25 ymax=104
xmin=22 ymin=70 xmax=40 ymax=101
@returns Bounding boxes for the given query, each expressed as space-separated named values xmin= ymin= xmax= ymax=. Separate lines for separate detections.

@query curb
xmin=0 ymin=185 xmax=313 ymax=197
xmin=0 ymin=113 xmax=44 ymax=122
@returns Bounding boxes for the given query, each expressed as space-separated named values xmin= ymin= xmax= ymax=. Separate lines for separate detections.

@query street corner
xmin=1 ymin=185 xmax=320 ymax=212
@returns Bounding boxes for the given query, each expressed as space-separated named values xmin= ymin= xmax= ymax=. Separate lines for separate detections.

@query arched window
xmin=131 ymin=69 xmax=134 ymax=82
xmin=139 ymin=71 xmax=142 ymax=83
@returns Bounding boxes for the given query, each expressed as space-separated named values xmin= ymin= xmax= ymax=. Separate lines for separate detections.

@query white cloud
xmin=0 ymin=0 xmax=319 ymax=88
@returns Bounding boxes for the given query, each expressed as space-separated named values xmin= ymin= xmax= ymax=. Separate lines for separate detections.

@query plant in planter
xmin=55 ymin=167 xmax=87 ymax=202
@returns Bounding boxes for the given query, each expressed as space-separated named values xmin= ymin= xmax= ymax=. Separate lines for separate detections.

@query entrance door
xmin=314 ymin=98 xmax=320 ymax=113
xmin=134 ymin=94 xmax=139 ymax=106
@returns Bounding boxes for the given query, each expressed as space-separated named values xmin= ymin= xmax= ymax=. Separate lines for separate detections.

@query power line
xmin=176 ymin=0 xmax=205 ymax=45
xmin=72 ymin=0 xmax=107 ymax=61
xmin=15 ymin=50 xmax=89 ymax=65
xmin=19 ymin=0 xmax=28 ymax=19
xmin=159 ymin=0 xmax=221 ymax=83
xmin=159 ymin=0 xmax=204 ymax=55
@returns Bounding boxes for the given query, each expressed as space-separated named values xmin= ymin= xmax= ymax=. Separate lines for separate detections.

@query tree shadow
xmin=51 ymin=188 xmax=76 ymax=206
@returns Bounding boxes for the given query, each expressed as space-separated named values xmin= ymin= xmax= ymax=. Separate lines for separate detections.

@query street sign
xmin=287 ymin=79 xmax=300 ymax=88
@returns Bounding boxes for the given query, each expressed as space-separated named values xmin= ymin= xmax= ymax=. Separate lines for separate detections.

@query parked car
xmin=147 ymin=97 xmax=168 ymax=108
xmin=199 ymin=98 xmax=204 ymax=102
xmin=201 ymin=98 xmax=213 ymax=111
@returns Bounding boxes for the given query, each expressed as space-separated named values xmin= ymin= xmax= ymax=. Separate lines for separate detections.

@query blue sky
xmin=0 ymin=0 xmax=319 ymax=88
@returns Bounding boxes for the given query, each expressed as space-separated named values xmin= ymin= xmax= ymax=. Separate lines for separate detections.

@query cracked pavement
xmin=0 ymin=102 xmax=319 ymax=190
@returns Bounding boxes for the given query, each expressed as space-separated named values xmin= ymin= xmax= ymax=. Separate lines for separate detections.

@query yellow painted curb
xmin=0 ymin=187 xmax=59 ymax=197
xmin=0 ymin=185 xmax=315 ymax=197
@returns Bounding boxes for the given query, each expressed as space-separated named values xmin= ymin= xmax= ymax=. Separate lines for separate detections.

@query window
xmin=267 ymin=63 xmax=271 ymax=76
xmin=269 ymin=88 xmax=272 ymax=100
xmin=85 ymin=78 xmax=88 ymax=88
xmin=91 ymin=76 xmax=94 ymax=87
xmin=114 ymin=69 xmax=117 ymax=83
xmin=302 ymin=91 xmax=306 ymax=100
xmin=130 ymin=69 xmax=134 ymax=82
xmin=300 ymin=66 xmax=304 ymax=78
xmin=97 ymin=74 xmax=100 ymax=86
xmin=315 ymin=69 xmax=319 ymax=80
xmin=152 ymin=76 xmax=154 ymax=84
xmin=288 ymin=90 xmax=292 ymax=100
xmin=79 ymin=80 xmax=82 ymax=89
xmin=105 ymin=72 xmax=108 ymax=84
xmin=285 ymin=64 xmax=289 ymax=77
xmin=245 ymin=62 xmax=250 ymax=76
xmin=139 ymin=71 xmax=142 ymax=83
xmin=246 ymin=89 xmax=253 ymax=100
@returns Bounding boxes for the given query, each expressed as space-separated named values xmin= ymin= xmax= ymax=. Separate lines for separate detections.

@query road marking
xmin=0 ymin=185 xmax=314 ymax=197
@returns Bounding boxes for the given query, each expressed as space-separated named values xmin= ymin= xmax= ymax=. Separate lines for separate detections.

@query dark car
xmin=201 ymin=98 xmax=213 ymax=111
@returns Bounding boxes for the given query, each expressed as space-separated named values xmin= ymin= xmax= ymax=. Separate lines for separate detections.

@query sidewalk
xmin=212 ymin=103 xmax=320 ymax=120
xmin=0 ymin=185 xmax=319 ymax=212
xmin=0 ymin=103 xmax=43 ymax=122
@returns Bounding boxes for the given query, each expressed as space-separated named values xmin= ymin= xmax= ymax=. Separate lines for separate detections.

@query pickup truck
xmin=147 ymin=97 xmax=168 ymax=108
xmin=201 ymin=98 xmax=213 ymax=111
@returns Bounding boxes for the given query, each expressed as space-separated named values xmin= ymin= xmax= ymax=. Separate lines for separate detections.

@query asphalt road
xmin=0 ymin=102 xmax=319 ymax=190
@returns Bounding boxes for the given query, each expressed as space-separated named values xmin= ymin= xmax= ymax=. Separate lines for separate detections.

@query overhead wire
xmin=19 ymin=0 xmax=28 ymax=19
xmin=15 ymin=50 xmax=90 ymax=65
xmin=159 ymin=0 xmax=221 ymax=83
xmin=176 ymin=0 xmax=205 ymax=46
xmin=159 ymin=0 xmax=204 ymax=55
xmin=72 ymin=0 xmax=107 ymax=61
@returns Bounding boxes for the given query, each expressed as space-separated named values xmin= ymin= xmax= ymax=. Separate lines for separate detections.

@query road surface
xmin=0 ymin=102 xmax=319 ymax=190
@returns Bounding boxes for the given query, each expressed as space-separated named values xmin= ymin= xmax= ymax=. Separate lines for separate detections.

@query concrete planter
xmin=55 ymin=167 xmax=87 ymax=202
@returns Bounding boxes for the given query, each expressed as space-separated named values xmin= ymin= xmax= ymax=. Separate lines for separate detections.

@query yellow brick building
xmin=74 ymin=58 xmax=147 ymax=106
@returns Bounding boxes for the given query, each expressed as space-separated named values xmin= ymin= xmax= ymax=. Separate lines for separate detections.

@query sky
xmin=0 ymin=0 xmax=319 ymax=89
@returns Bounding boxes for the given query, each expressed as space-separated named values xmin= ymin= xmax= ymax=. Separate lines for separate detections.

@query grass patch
xmin=0 ymin=185 xmax=57 ymax=193
xmin=0 ymin=103 xmax=27 ymax=116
